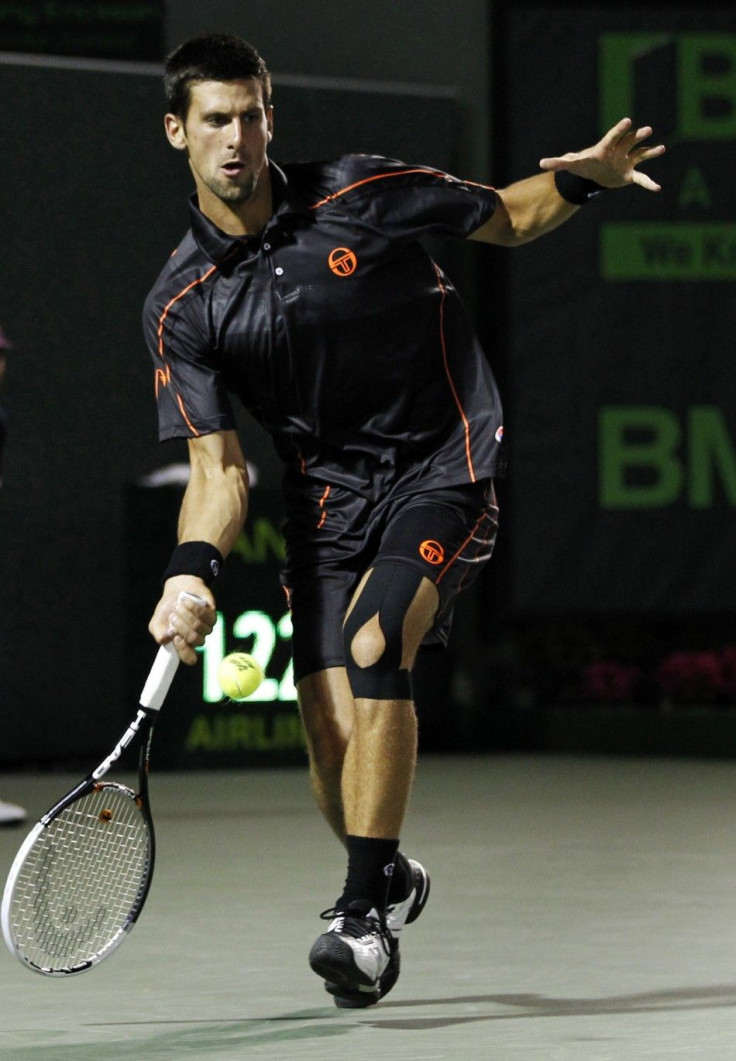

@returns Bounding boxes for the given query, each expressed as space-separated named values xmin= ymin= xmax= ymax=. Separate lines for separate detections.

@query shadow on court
xmin=33 ymin=985 xmax=736 ymax=1053
xmin=374 ymin=984 xmax=736 ymax=1027
xmin=3 ymin=1014 xmax=352 ymax=1058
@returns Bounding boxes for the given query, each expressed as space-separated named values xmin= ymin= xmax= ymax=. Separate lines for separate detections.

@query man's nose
xmin=227 ymin=118 xmax=244 ymax=148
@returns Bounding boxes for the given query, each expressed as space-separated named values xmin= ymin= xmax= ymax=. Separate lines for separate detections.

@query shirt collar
xmin=188 ymin=161 xmax=311 ymax=265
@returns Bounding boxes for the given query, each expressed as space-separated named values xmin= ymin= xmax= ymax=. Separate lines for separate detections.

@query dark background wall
xmin=0 ymin=59 xmax=193 ymax=761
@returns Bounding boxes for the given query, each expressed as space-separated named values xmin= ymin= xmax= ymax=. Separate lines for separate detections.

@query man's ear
xmin=266 ymin=106 xmax=274 ymax=143
xmin=164 ymin=113 xmax=188 ymax=151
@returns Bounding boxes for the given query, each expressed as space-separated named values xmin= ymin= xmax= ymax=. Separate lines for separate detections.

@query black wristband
xmin=554 ymin=170 xmax=605 ymax=205
xmin=162 ymin=541 xmax=223 ymax=587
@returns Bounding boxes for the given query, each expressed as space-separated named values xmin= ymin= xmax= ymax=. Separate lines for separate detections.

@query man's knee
xmin=343 ymin=563 xmax=432 ymax=701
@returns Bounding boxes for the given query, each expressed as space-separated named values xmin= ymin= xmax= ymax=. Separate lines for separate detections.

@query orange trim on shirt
xmin=433 ymin=262 xmax=475 ymax=483
xmin=316 ymin=485 xmax=331 ymax=529
xmin=176 ymin=393 xmax=200 ymax=437
xmin=156 ymin=265 xmax=218 ymax=359
xmin=309 ymin=167 xmax=494 ymax=211
xmin=155 ymin=264 xmax=218 ymax=437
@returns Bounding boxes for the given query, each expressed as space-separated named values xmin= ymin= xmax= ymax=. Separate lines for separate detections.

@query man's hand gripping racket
xmin=1 ymin=593 xmax=204 ymax=976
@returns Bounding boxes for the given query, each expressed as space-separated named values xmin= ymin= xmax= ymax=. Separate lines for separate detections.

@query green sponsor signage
xmin=505 ymin=8 xmax=736 ymax=613
xmin=599 ymin=406 xmax=736 ymax=509
xmin=0 ymin=0 xmax=162 ymax=60
xmin=601 ymin=223 xmax=736 ymax=280
xmin=600 ymin=33 xmax=736 ymax=140
xmin=599 ymin=31 xmax=735 ymax=282
xmin=126 ymin=486 xmax=304 ymax=768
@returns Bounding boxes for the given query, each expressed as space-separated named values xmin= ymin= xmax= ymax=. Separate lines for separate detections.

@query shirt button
xmin=263 ymin=242 xmax=271 ymax=251
xmin=275 ymin=267 xmax=284 ymax=276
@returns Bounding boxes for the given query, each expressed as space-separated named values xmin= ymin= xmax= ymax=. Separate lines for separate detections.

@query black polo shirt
xmin=144 ymin=155 xmax=504 ymax=498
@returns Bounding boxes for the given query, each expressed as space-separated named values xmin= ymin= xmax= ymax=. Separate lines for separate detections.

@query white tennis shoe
xmin=309 ymin=901 xmax=392 ymax=998
xmin=323 ymin=857 xmax=431 ymax=1008
xmin=386 ymin=858 xmax=431 ymax=937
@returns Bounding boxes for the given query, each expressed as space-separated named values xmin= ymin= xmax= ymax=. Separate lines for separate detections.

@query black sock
xmin=337 ymin=835 xmax=400 ymax=912
xmin=386 ymin=850 xmax=412 ymax=905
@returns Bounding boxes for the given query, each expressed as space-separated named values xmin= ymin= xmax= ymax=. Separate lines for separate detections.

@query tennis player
xmin=144 ymin=33 xmax=664 ymax=1006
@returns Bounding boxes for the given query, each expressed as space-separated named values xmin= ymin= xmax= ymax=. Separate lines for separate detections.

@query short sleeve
xmin=311 ymin=154 xmax=497 ymax=242
xmin=143 ymin=263 xmax=236 ymax=442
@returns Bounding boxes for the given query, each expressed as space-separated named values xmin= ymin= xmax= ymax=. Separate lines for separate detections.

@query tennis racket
xmin=1 ymin=602 xmax=199 ymax=977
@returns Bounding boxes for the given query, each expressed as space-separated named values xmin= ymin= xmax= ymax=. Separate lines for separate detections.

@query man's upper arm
xmin=144 ymin=261 xmax=236 ymax=442
xmin=319 ymin=155 xmax=498 ymax=242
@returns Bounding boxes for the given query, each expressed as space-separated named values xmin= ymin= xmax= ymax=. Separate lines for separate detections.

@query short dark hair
xmin=164 ymin=33 xmax=272 ymax=119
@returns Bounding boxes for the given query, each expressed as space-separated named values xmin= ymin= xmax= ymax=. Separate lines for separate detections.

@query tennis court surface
xmin=1 ymin=753 xmax=736 ymax=1060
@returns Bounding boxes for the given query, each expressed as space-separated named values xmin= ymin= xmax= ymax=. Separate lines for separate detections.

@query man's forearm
xmin=177 ymin=460 xmax=249 ymax=558
xmin=149 ymin=431 xmax=248 ymax=662
xmin=470 ymin=172 xmax=580 ymax=247
xmin=175 ymin=429 xmax=250 ymax=559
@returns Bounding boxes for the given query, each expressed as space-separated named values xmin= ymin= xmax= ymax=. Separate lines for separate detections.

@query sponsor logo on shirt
xmin=328 ymin=247 xmax=357 ymax=276
xmin=419 ymin=539 xmax=445 ymax=565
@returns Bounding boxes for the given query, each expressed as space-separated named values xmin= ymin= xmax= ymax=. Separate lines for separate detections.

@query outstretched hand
xmin=539 ymin=118 xmax=665 ymax=192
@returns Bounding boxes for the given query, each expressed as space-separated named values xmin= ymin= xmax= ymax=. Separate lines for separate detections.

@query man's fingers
xmin=600 ymin=116 xmax=633 ymax=147
xmin=538 ymin=117 xmax=663 ymax=194
xmin=632 ymin=170 xmax=662 ymax=193
xmin=615 ymin=123 xmax=653 ymax=152
xmin=166 ymin=610 xmax=207 ymax=664
xmin=632 ymin=143 xmax=667 ymax=163
xmin=170 ymin=631 xmax=199 ymax=665
xmin=149 ymin=592 xmax=215 ymax=664
xmin=630 ymin=124 xmax=654 ymax=146
xmin=169 ymin=600 xmax=215 ymax=643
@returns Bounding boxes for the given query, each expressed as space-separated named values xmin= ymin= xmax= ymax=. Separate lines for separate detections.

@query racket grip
xmin=140 ymin=643 xmax=180 ymax=711
xmin=140 ymin=592 xmax=209 ymax=711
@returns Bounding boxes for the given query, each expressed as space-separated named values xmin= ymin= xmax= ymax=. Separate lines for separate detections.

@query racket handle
xmin=139 ymin=591 xmax=209 ymax=711
xmin=140 ymin=643 xmax=180 ymax=711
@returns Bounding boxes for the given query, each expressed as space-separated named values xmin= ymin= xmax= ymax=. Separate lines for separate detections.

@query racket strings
xmin=8 ymin=786 xmax=151 ymax=971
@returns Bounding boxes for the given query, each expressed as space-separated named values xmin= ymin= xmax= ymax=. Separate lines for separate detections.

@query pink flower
xmin=655 ymin=651 xmax=723 ymax=703
xmin=580 ymin=660 xmax=642 ymax=702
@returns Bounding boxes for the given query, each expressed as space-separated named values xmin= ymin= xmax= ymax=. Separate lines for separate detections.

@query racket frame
xmin=1 ymin=637 xmax=185 ymax=975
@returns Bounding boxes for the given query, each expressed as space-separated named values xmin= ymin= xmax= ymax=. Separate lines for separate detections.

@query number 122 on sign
xmin=198 ymin=611 xmax=296 ymax=703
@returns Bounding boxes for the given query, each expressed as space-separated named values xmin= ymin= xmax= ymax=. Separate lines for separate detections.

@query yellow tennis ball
xmin=217 ymin=653 xmax=264 ymax=701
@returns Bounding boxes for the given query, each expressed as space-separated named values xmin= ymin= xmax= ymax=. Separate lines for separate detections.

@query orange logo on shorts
xmin=419 ymin=539 xmax=445 ymax=565
xmin=328 ymin=247 xmax=357 ymax=276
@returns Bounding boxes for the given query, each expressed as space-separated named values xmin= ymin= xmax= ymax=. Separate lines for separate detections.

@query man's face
xmin=165 ymin=78 xmax=273 ymax=211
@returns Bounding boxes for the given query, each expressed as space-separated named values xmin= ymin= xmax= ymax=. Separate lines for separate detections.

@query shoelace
xmin=319 ymin=906 xmax=392 ymax=956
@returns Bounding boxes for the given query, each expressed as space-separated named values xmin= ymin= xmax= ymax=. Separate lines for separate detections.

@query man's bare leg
xmin=297 ymin=668 xmax=353 ymax=841
xmin=305 ymin=572 xmax=437 ymax=1002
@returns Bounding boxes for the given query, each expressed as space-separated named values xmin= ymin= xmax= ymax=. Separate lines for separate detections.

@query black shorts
xmin=281 ymin=478 xmax=499 ymax=683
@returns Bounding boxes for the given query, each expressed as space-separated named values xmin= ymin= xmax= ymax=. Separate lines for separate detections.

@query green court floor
xmin=1 ymin=754 xmax=736 ymax=1059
